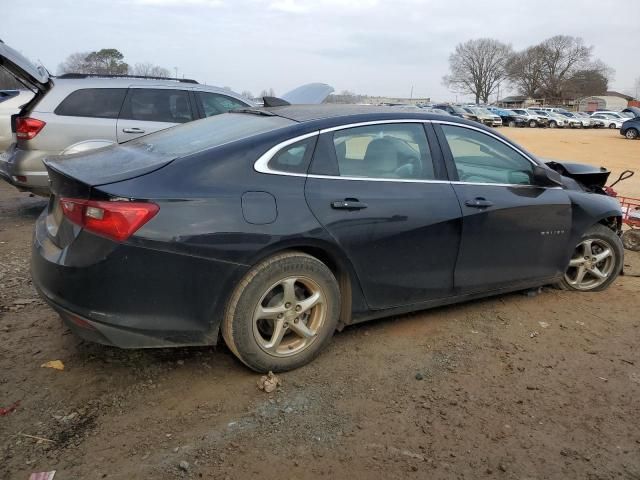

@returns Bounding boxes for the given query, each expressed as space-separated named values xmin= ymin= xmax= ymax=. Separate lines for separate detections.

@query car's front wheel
xmin=557 ymin=224 xmax=623 ymax=291
xmin=529 ymin=120 xmax=537 ymax=128
xmin=222 ymin=251 xmax=340 ymax=372
xmin=625 ymin=128 xmax=638 ymax=139
xmin=549 ymin=120 xmax=557 ymax=128
xmin=508 ymin=120 xmax=516 ymax=128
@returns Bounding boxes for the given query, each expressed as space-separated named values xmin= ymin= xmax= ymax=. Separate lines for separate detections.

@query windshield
xmin=451 ymin=106 xmax=467 ymax=114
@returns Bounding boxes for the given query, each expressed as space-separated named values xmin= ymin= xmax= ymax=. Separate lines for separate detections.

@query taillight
xmin=60 ymin=198 xmax=159 ymax=242
xmin=16 ymin=117 xmax=46 ymax=140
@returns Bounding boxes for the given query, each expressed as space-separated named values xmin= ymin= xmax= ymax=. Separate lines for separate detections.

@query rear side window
xmin=120 ymin=89 xmax=194 ymax=123
xmin=54 ymin=88 xmax=126 ymax=118
xmin=197 ymin=92 xmax=248 ymax=117
xmin=268 ymin=138 xmax=316 ymax=174
xmin=332 ymin=123 xmax=435 ymax=180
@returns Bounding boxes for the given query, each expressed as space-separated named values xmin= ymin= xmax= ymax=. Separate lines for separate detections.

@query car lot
xmin=1 ymin=127 xmax=639 ymax=479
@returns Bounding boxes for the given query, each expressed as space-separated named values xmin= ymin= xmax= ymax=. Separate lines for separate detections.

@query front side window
xmin=441 ymin=125 xmax=534 ymax=185
xmin=55 ymin=88 xmax=127 ymax=118
xmin=120 ymin=89 xmax=193 ymax=123
xmin=197 ymin=92 xmax=248 ymax=117
xmin=332 ymin=123 xmax=434 ymax=180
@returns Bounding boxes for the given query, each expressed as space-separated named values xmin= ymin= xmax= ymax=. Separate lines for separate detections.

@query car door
xmin=304 ymin=121 xmax=462 ymax=310
xmin=434 ymin=122 xmax=572 ymax=293
xmin=117 ymin=87 xmax=195 ymax=142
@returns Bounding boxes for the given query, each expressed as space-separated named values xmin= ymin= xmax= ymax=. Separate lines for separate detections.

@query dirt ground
xmin=1 ymin=127 xmax=639 ymax=480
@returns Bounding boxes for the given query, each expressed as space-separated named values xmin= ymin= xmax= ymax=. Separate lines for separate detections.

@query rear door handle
xmin=464 ymin=197 xmax=494 ymax=208
xmin=331 ymin=199 xmax=368 ymax=210
xmin=122 ymin=127 xmax=145 ymax=134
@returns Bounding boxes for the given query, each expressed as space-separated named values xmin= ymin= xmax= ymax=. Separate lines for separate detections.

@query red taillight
xmin=60 ymin=198 xmax=159 ymax=242
xmin=16 ymin=117 xmax=46 ymax=140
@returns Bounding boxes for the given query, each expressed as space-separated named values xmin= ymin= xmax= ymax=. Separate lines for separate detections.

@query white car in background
xmin=591 ymin=111 xmax=631 ymax=122
xmin=559 ymin=111 xmax=590 ymax=128
xmin=0 ymin=89 xmax=34 ymax=152
xmin=590 ymin=113 xmax=627 ymax=129
xmin=528 ymin=109 xmax=567 ymax=128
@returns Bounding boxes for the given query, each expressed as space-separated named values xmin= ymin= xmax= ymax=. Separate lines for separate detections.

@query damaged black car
xmin=31 ymin=105 xmax=624 ymax=371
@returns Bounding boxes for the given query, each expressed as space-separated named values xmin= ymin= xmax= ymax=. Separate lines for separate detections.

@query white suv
xmin=0 ymin=40 xmax=332 ymax=195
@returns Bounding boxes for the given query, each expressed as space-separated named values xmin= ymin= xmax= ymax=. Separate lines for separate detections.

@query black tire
xmin=508 ymin=120 xmax=516 ymax=128
xmin=222 ymin=251 xmax=340 ymax=372
xmin=625 ymin=128 xmax=639 ymax=139
xmin=609 ymin=123 xmax=617 ymax=129
xmin=549 ymin=121 xmax=557 ymax=128
xmin=529 ymin=120 xmax=537 ymax=128
xmin=556 ymin=224 xmax=624 ymax=291
xmin=622 ymin=230 xmax=640 ymax=251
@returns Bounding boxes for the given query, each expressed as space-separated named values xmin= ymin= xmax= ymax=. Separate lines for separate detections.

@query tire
xmin=556 ymin=224 xmax=624 ymax=291
xmin=508 ymin=120 xmax=516 ymax=128
xmin=222 ymin=251 xmax=341 ymax=372
xmin=549 ymin=121 xmax=557 ymax=128
xmin=529 ymin=120 xmax=537 ymax=128
xmin=609 ymin=123 xmax=616 ymax=129
xmin=622 ymin=230 xmax=640 ymax=251
xmin=625 ymin=128 xmax=639 ymax=139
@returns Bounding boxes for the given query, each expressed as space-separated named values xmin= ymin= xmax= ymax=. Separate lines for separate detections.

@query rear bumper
xmin=31 ymin=211 xmax=248 ymax=348
xmin=0 ymin=145 xmax=51 ymax=195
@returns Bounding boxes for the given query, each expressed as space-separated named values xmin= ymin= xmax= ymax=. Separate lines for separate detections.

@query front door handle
xmin=331 ymin=199 xmax=368 ymax=210
xmin=122 ymin=127 xmax=145 ymax=134
xmin=465 ymin=197 xmax=494 ymax=208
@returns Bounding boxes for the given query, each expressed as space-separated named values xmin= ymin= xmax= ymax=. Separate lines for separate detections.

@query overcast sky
xmin=3 ymin=0 xmax=639 ymax=101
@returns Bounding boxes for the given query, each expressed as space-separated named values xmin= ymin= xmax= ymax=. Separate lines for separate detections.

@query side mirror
xmin=533 ymin=165 xmax=563 ymax=187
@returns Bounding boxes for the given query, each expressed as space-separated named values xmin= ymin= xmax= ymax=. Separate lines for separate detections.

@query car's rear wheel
xmin=557 ymin=224 xmax=623 ymax=291
xmin=222 ymin=251 xmax=340 ymax=372
xmin=609 ymin=123 xmax=617 ymax=129
xmin=622 ymin=229 xmax=640 ymax=251
xmin=529 ymin=120 xmax=537 ymax=128
xmin=625 ymin=128 xmax=639 ymax=139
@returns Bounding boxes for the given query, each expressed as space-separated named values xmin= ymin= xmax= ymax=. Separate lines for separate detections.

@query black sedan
xmin=33 ymin=105 xmax=624 ymax=372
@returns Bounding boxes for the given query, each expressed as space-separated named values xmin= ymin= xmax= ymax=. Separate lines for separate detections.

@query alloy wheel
xmin=252 ymin=276 xmax=326 ymax=357
xmin=625 ymin=129 xmax=638 ymax=139
xmin=564 ymin=238 xmax=616 ymax=290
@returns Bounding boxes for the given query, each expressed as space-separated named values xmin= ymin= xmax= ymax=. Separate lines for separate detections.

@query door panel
xmin=304 ymin=123 xmax=461 ymax=310
xmin=117 ymin=88 xmax=193 ymax=142
xmin=306 ymin=178 xmax=462 ymax=308
xmin=452 ymin=184 xmax=571 ymax=292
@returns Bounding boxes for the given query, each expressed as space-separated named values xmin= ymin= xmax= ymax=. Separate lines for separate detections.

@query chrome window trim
xmin=253 ymin=118 xmax=559 ymax=189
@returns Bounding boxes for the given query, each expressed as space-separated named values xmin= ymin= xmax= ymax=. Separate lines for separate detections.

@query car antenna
xmin=262 ymin=96 xmax=291 ymax=107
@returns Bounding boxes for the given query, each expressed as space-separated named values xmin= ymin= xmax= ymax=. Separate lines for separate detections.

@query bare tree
xmin=443 ymin=39 xmax=513 ymax=104
xmin=506 ymin=46 xmax=545 ymax=98
xmin=57 ymin=52 xmax=91 ymax=75
xmin=537 ymin=35 xmax=592 ymax=99
xmin=259 ymin=88 xmax=276 ymax=98
xmin=129 ymin=62 xmax=171 ymax=78
xmin=240 ymin=90 xmax=254 ymax=100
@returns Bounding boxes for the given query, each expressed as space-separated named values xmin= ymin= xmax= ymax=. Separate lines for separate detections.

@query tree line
xmin=57 ymin=48 xmax=171 ymax=78
xmin=443 ymin=35 xmax=612 ymax=104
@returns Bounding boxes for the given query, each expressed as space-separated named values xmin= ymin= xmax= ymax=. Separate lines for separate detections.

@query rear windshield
xmin=46 ymin=112 xmax=294 ymax=185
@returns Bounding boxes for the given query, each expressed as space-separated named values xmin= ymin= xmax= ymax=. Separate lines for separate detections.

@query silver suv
xmin=0 ymin=40 xmax=332 ymax=195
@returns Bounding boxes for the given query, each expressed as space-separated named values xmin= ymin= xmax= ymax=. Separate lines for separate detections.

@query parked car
xmin=560 ymin=111 xmax=590 ymax=128
xmin=0 ymin=89 xmax=33 ymax=152
xmin=465 ymin=107 xmax=502 ymax=127
xmin=620 ymin=116 xmax=640 ymax=139
xmin=590 ymin=113 xmax=626 ymax=129
xmin=32 ymin=105 xmax=624 ymax=371
xmin=510 ymin=109 xmax=548 ymax=128
xmin=529 ymin=110 xmax=568 ymax=128
xmin=536 ymin=107 xmax=570 ymax=115
xmin=621 ymin=107 xmax=640 ymax=118
xmin=591 ymin=111 xmax=631 ymax=122
xmin=431 ymin=104 xmax=474 ymax=120
xmin=0 ymin=40 xmax=332 ymax=195
xmin=486 ymin=106 xmax=526 ymax=127
xmin=422 ymin=107 xmax=451 ymax=115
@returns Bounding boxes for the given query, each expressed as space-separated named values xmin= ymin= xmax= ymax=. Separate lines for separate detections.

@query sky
xmin=3 ymin=0 xmax=639 ymax=102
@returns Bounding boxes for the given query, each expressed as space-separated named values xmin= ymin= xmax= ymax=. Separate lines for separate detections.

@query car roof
xmin=52 ymin=77 xmax=241 ymax=95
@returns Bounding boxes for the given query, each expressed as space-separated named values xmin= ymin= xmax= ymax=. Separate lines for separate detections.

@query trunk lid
xmin=0 ymin=39 xmax=51 ymax=92
xmin=281 ymin=83 xmax=334 ymax=104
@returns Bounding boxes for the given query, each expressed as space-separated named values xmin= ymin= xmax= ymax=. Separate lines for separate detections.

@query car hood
xmin=544 ymin=159 xmax=611 ymax=189
xmin=281 ymin=83 xmax=334 ymax=104
xmin=0 ymin=39 xmax=51 ymax=92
